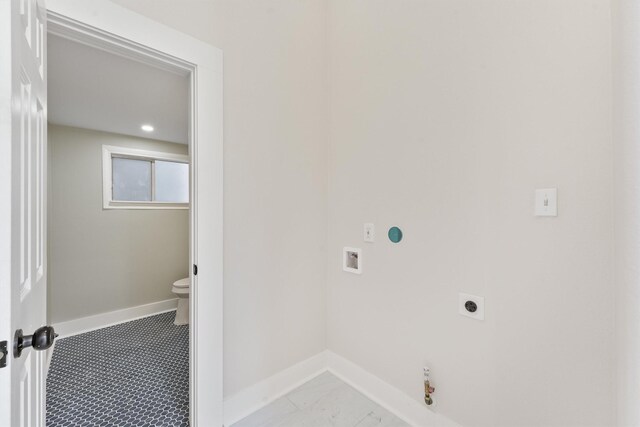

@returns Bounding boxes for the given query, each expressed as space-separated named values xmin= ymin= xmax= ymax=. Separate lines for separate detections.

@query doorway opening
xmin=0 ymin=0 xmax=223 ymax=426
xmin=0 ymin=3 xmax=222 ymax=424
xmin=45 ymin=29 xmax=192 ymax=426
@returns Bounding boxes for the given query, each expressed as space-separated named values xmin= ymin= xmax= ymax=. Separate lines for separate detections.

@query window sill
xmin=104 ymin=201 xmax=189 ymax=210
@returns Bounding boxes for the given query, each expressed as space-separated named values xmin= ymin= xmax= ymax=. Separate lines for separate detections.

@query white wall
xmin=326 ymin=1 xmax=614 ymax=426
xmin=105 ymin=2 xmax=617 ymax=425
xmin=612 ymin=1 xmax=640 ymax=425
xmin=48 ymin=124 xmax=189 ymax=323
xmin=109 ymin=0 xmax=329 ymax=398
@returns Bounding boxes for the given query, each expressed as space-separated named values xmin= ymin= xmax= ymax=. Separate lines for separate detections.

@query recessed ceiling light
xmin=141 ymin=124 xmax=154 ymax=132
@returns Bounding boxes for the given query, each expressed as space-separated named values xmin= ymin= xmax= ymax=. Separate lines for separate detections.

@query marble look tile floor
xmin=232 ymin=372 xmax=409 ymax=427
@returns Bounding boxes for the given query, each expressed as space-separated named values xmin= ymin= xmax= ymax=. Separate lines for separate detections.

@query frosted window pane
xmin=112 ymin=157 xmax=152 ymax=201
xmin=155 ymin=161 xmax=189 ymax=203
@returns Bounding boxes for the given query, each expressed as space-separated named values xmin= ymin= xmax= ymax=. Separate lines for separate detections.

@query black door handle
xmin=13 ymin=326 xmax=58 ymax=358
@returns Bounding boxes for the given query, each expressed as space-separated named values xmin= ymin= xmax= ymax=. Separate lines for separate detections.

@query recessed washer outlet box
xmin=459 ymin=292 xmax=485 ymax=320
xmin=343 ymin=247 xmax=362 ymax=274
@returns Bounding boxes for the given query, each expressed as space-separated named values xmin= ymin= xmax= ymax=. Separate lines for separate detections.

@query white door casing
xmin=1 ymin=1 xmax=223 ymax=424
xmin=45 ymin=2 xmax=224 ymax=426
xmin=0 ymin=0 xmax=48 ymax=426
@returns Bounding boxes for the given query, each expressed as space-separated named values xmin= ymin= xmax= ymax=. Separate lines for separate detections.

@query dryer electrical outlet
xmin=459 ymin=293 xmax=485 ymax=320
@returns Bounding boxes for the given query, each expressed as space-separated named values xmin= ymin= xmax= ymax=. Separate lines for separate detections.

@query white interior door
xmin=0 ymin=0 xmax=48 ymax=426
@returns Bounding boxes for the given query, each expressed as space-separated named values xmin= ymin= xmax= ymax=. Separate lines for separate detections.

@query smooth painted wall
xmin=48 ymin=124 xmax=189 ymax=323
xmin=326 ymin=1 xmax=613 ymax=426
xmin=106 ymin=2 xmax=616 ymax=425
xmin=613 ymin=1 xmax=640 ymax=425
xmin=109 ymin=0 xmax=329 ymax=398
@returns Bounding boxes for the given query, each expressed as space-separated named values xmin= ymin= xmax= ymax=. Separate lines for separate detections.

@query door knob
xmin=13 ymin=326 xmax=58 ymax=358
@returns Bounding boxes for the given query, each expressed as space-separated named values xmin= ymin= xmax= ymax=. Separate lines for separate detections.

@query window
xmin=102 ymin=145 xmax=189 ymax=209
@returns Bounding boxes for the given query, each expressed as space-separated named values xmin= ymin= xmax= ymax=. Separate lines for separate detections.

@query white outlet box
xmin=459 ymin=293 xmax=485 ymax=320
xmin=343 ymin=247 xmax=362 ymax=274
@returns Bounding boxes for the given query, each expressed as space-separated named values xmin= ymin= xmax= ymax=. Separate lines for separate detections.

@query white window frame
xmin=102 ymin=145 xmax=190 ymax=210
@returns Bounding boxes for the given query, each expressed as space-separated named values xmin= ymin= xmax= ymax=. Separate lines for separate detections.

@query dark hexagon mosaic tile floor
xmin=46 ymin=311 xmax=189 ymax=427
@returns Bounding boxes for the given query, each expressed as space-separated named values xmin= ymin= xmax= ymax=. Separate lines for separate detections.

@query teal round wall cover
xmin=388 ymin=226 xmax=403 ymax=243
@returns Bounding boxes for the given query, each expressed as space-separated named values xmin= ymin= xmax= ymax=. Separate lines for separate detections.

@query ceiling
xmin=48 ymin=34 xmax=189 ymax=144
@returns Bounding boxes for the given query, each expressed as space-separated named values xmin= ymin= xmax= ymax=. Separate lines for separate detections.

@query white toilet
xmin=172 ymin=277 xmax=190 ymax=325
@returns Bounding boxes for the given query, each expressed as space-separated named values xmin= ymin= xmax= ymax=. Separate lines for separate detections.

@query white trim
xmin=45 ymin=4 xmax=224 ymax=424
xmin=102 ymin=145 xmax=189 ymax=210
xmin=52 ymin=298 xmax=178 ymax=338
xmin=223 ymin=352 xmax=329 ymax=427
xmin=103 ymin=145 xmax=189 ymax=163
xmin=105 ymin=201 xmax=189 ymax=210
xmin=46 ymin=2 xmax=220 ymax=71
xmin=326 ymin=351 xmax=461 ymax=427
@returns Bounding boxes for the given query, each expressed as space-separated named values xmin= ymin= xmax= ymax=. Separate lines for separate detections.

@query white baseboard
xmin=222 ymin=349 xmax=459 ymax=427
xmin=52 ymin=298 xmax=178 ymax=338
xmin=326 ymin=351 xmax=460 ymax=427
xmin=223 ymin=351 xmax=329 ymax=427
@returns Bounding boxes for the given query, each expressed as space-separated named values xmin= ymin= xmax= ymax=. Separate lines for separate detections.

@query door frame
xmin=46 ymin=1 xmax=224 ymax=425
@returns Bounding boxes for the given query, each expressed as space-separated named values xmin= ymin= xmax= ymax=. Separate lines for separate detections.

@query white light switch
xmin=535 ymin=188 xmax=557 ymax=217
xmin=363 ymin=223 xmax=375 ymax=242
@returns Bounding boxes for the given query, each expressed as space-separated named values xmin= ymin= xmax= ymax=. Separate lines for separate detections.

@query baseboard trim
xmin=223 ymin=351 xmax=329 ymax=427
xmin=222 ymin=350 xmax=459 ymax=427
xmin=326 ymin=351 xmax=460 ymax=427
xmin=52 ymin=298 xmax=179 ymax=338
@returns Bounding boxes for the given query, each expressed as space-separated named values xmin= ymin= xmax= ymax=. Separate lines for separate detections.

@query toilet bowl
xmin=172 ymin=277 xmax=190 ymax=325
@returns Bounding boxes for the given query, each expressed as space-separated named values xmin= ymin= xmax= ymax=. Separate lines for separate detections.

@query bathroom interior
xmin=29 ymin=0 xmax=640 ymax=426
xmin=45 ymin=33 xmax=192 ymax=425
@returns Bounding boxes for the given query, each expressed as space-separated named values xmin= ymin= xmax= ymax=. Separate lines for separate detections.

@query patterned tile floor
xmin=232 ymin=372 xmax=409 ymax=427
xmin=46 ymin=311 xmax=189 ymax=427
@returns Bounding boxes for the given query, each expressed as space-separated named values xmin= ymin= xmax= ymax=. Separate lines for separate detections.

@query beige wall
xmin=48 ymin=124 xmax=189 ymax=324
xmin=326 ymin=1 xmax=613 ymax=427
xmin=109 ymin=0 xmax=329 ymax=398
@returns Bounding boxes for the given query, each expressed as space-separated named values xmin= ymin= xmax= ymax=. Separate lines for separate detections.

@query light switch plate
xmin=459 ymin=293 xmax=485 ymax=320
xmin=363 ymin=223 xmax=375 ymax=242
xmin=535 ymin=188 xmax=557 ymax=217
